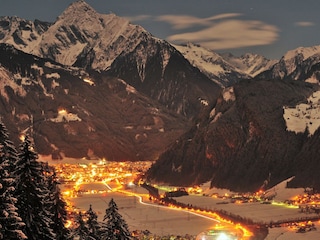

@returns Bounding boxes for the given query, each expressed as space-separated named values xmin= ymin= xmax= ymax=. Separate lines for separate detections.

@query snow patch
xmin=222 ymin=87 xmax=235 ymax=102
xmin=46 ymin=73 xmax=60 ymax=79
xmin=31 ymin=64 xmax=44 ymax=76
xmin=199 ymin=98 xmax=209 ymax=106
xmin=44 ymin=62 xmax=64 ymax=70
xmin=37 ymin=78 xmax=54 ymax=98
xmin=211 ymin=112 xmax=222 ymax=123
xmin=49 ymin=109 xmax=81 ymax=123
xmin=305 ymin=74 xmax=319 ymax=84
xmin=161 ymin=48 xmax=171 ymax=74
xmin=209 ymin=108 xmax=216 ymax=119
xmin=13 ymin=73 xmax=32 ymax=86
xmin=51 ymin=80 xmax=60 ymax=89
xmin=283 ymin=90 xmax=320 ymax=135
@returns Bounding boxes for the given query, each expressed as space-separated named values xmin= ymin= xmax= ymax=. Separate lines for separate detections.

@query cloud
xmin=165 ymin=18 xmax=279 ymax=50
xmin=155 ymin=13 xmax=242 ymax=29
xmin=294 ymin=21 xmax=315 ymax=27
xmin=124 ymin=14 xmax=152 ymax=22
xmin=124 ymin=13 xmax=279 ymax=51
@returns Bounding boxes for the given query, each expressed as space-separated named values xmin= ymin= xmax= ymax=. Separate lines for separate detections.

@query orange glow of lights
xmin=19 ymin=134 xmax=25 ymax=141
xmin=58 ymin=109 xmax=67 ymax=115
xmin=65 ymin=220 xmax=72 ymax=228
xmin=62 ymin=190 xmax=71 ymax=196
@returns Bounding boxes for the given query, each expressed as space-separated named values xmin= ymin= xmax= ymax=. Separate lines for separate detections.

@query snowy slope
xmin=31 ymin=0 xmax=151 ymax=70
xmin=174 ymin=43 xmax=250 ymax=87
xmin=0 ymin=1 xmax=152 ymax=70
xmin=0 ymin=16 xmax=51 ymax=53
xmin=175 ymin=43 xmax=275 ymax=87
xmin=258 ymin=45 xmax=320 ymax=82
xmin=283 ymin=90 xmax=320 ymax=135
xmin=283 ymin=45 xmax=320 ymax=63
xmin=221 ymin=52 xmax=277 ymax=76
xmin=282 ymin=45 xmax=320 ymax=76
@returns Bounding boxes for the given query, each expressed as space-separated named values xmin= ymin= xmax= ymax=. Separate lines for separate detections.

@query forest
xmin=0 ymin=120 xmax=131 ymax=240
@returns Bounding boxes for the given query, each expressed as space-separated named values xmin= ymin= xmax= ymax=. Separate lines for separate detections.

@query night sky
xmin=1 ymin=0 xmax=320 ymax=59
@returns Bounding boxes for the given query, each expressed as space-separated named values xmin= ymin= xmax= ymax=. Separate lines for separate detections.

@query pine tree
xmin=0 ymin=143 xmax=27 ymax=240
xmin=44 ymin=163 xmax=70 ymax=240
xmin=103 ymin=198 xmax=131 ymax=240
xmin=73 ymin=211 xmax=91 ymax=240
xmin=13 ymin=135 xmax=56 ymax=240
xmin=0 ymin=121 xmax=19 ymax=173
xmin=0 ymin=120 xmax=27 ymax=239
xmin=86 ymin=204 xmax=101 ymax=240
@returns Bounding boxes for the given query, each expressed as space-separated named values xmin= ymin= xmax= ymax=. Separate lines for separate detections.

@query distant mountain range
xmin=1 ymin=0 xmax=320 ymax=191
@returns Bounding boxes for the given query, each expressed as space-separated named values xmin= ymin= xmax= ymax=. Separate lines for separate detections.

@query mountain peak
xmin=283 ymin=45 xmax=320 ymax=61
xmin=58 ymin=0 xmax=99 ymax=23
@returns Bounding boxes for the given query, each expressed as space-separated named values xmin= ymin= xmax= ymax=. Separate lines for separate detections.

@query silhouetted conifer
xmin=103 ymin=198 xmax=131 ymax=240
xmin=13 ymin=136 xmax=56 ymax=240
xmin=0 ymin=120 xmax=27 ymax=239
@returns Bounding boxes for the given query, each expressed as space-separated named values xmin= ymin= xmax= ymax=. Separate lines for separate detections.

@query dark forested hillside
xmin=0 ymin=43 xmax=189 ymax=160
xmin=147 ymin=79 xmax=320 ymax=192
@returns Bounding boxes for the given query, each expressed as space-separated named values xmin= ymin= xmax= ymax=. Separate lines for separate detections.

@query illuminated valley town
xmin=47 ymin=158 xmax=320 ymax=239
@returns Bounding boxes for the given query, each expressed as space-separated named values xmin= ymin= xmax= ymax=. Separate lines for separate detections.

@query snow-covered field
xmin=66 ymin=180 xmax=320 ymax=239
xmin=70 ymin=189 xmax=218 ymax=236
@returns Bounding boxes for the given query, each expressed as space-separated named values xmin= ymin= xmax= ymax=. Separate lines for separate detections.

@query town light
xmin=217 ymin=232 xmax=233 ymax=240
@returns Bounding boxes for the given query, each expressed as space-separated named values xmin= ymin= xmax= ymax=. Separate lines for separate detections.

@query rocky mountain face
xmin=107 ymin=40 xmax=220 ymax=118
xmin=0 ymin=43 xmax=189 ymax=160
xmin=0 ymin=16 xmax=51 ymax=50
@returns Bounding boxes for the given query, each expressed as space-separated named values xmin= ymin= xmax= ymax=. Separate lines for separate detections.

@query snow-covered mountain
xmin=175 ymin=43 xmax=276 ymax=87
xmin=34 ymin=1 xmax=151 ymax=70
xmin=0 ymin=16 xmax=51 ymax=51
xmin=220 ymin=52 xmax=277 ymax=77
xmin=0 ymin=0 xmax=221 ymax=119
xmin=257 ymin=45 xmax=320 ymax=83
xmin=0 ymin=1 xmax=146 ymax=70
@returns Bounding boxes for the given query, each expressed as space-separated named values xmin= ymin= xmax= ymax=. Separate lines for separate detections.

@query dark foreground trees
xmin=45 ymin=163 xmax=71 ymax=240
xmin=0 ymin=120 xmax=133 ymax=240
xmin=72 ymin=200 xmax=132 ymax=240
xmin=13 ymin=135 xmax=57 ymax=240
xmin=0 ymin=121 xmax=27 ymax=239
xmin=103 ymin=198 xmax=131 ymax=240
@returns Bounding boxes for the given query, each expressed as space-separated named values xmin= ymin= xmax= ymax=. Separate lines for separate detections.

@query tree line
xmin=0 ymin=120 xmax=131 ymax=240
